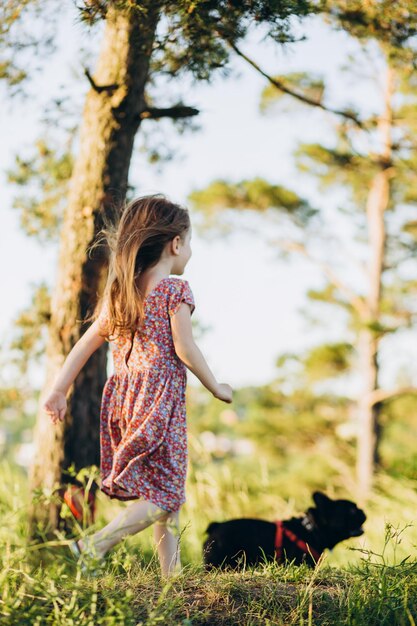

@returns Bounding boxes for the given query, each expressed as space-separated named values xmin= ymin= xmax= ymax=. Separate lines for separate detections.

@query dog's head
xmin=307 ymin=491 xmax=366 ymax=549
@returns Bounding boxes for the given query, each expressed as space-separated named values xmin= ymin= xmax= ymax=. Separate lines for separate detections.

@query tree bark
xmin=29 ymin=1 xmax=161 ymax=536
xmin=356 ymin=63 xmax=394 ymax=497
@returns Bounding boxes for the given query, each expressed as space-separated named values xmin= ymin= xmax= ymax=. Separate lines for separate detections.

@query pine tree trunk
xmin=356 ymin=64 xmax=394 ymax=496
xmin=29 ymin=2 xmax=160 ymax=536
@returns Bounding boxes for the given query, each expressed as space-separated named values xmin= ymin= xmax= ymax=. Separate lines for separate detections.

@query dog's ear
xmin=312 ymin=492 xmax=332 ymax=510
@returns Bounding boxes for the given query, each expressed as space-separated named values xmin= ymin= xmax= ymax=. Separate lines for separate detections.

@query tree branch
xmin=139 ymin=105 xmax=200 ymax=120
xmin=281 ymin=240 xmax=369 ymax=318
xmin=84 ymin=68 xmax=118 ymax=94
xmin=221 ymin=37 xmax=365 ymax=130
xmin=367 ymin=386 xmax=417 ymax=406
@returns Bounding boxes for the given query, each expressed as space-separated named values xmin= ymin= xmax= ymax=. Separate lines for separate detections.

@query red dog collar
xmin=274 ymin=520 xmax=321 ymax=563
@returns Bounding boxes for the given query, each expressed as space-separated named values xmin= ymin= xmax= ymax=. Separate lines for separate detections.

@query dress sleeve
xmin=168 ymin=279 xmax=195 ymax=317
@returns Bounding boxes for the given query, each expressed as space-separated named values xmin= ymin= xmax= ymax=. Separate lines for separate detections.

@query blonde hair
xmin=91 ymin=194 xmax=190 ymax=339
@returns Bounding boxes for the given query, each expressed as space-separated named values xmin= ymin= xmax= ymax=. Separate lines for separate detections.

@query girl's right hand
xmin=214 ymin=383 xmax=233 ymax=404
xmin=43 ymin=390 xmax=67 ymax=424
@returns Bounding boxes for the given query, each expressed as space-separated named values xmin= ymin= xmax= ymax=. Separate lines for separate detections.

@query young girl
xmin=43 ymin=194 xmax=233 ymax=577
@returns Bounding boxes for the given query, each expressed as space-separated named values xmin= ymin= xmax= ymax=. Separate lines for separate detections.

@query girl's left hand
xmin=43 ymin=390 xmax=67 ymax=424
xmin=214 ymin=383 xmax=234 ymax=404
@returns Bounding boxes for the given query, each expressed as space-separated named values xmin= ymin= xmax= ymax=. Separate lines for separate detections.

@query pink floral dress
xmin=97 ymin=277 xmax=195 ymax=512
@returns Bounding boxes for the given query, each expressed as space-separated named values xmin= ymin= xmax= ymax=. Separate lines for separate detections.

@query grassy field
xmin=2 ymin=450 xmax=417 ymax=625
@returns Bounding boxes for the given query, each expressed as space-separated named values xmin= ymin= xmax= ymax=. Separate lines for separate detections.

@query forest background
xmin=1 ymin=1 xmax=417 ymax=624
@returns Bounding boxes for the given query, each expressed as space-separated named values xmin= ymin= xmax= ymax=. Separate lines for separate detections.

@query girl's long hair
xmin=91 ymin=194 xmax=190 ymax=340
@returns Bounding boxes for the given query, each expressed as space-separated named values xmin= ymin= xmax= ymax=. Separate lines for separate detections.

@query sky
xmin=1 ymin=5 xmax=416 ymax=391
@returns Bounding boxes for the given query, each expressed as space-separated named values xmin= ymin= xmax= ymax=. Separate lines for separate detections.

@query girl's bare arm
xmin=170 ymin=303 xmax=233 ymax=403
xmin=43 ymin=320 xmax=106 ymax=423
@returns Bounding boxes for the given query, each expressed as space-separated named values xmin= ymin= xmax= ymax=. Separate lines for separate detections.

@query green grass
xmin=2 ymin=541 xmax=417 ymax=625
xmin=2 ymin=456 xmax=417 ymax=625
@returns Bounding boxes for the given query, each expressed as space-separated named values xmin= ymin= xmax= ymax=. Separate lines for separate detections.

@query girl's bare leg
xmin=78 ymin=499 xmax=169 ymax=558
xmin=153 ymin=509 xmax=182 ymax=577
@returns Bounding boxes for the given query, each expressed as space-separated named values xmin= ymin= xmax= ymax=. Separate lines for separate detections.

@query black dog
xmin=203 ymin=492 xmax=366 ymax=569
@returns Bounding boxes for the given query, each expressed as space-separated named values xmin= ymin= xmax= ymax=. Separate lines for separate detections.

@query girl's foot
xmin=69 ymin=538 xmax=105 ymax=575
xmin=78 ymin=538 xmax=106 ymax=560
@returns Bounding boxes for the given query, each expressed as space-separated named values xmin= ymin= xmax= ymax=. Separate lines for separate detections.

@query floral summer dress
xmin=97 ymin=277 xmax=195 ymax=512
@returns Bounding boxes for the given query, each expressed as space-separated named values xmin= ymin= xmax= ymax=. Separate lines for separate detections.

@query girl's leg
xmin=153 ymin=509 xmax=181 ymax=577
xmin=78 ymin=499 xmax=168 ymax=558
